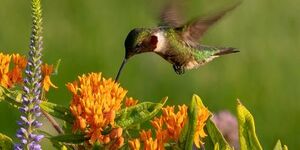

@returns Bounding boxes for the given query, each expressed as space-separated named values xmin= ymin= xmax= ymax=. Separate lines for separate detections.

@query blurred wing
xmin=181 ymin=2 xmax=241 ymax=46
xmin=159 ymin=0 xmax=184 ymax=27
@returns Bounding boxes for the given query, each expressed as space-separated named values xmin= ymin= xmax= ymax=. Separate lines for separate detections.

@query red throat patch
xmin=150 ymin=35 xmax=158 ymax=49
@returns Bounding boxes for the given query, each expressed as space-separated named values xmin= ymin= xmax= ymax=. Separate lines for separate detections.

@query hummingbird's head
xmin=124 ymin=28 xmax=158 ymax=59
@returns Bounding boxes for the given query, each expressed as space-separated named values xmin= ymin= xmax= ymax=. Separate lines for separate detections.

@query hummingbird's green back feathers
xmin=191 ymin=45 xmax=239 ymax=68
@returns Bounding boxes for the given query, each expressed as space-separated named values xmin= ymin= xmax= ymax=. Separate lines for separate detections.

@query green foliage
xmin=0 ymin=83 xmax=289 ymax=149
xmin=51 ymin=133 xmax=86 ymax=144
xmin=0 ymin=86 xmax=22 ymax=107
xmin=214 ymin=143 xmax=220 ymax=150
xmin=237 ymin=100 xmax=263 ymax=150
xmin=0 ymin=133 xmax=13 ymax=150
xmin=205 ymin=119 xmax=232 ymax=150
xmin=0 ymin=85 xmax=74 ymax=124
xmin=40 ymin=101 xmax=74 ymax=124
xmin=61 ymin=145 xmax=68 ymax=150
xmin=52 ymin=59 xmax=61 ymax=75
xmin=273 ymin=140 xmax=288 ymax=150
xmin=116 ymin=97 xmax=167 ymax=128
xmin=184 ymin=95 xmax=203 ymax=149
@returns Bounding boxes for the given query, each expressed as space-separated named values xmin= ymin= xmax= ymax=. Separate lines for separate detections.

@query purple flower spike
xmin=15 ymin=0 xmax=45 ymax=149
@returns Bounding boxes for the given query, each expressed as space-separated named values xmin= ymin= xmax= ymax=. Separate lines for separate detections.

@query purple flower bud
xmin=16 ymin=133 xmax=23 ymax=139
xmin=22 ymin=99 xmax=30 ymax=105
xmin=32 ymin=121 xmax=42 ymax=128
xmin=35 ymin=112 xmax=41 ymax=117
xmin=33 ymin=95 xmax=40 ymax=102
xmin=20 ymin=128 xmax=28 ymax=135
xmin=21 ymin=139 xmax=27 ymax=144
xmin=32 ymin=105 xmax=40 ymax=112
xmin=29 ymin=133 xmax=36 ymax=139
xmin=28 ymin=61 xmax=33 ymax=67
xmin=20 ymin=116 xmax=29 ymax=123
xmin=33 ymin=135 xmax=44 ymax=142
xmin=23 ymin=86 xmax=30 ymax=94
xmin=31 ymin=143 xmax=41 ymax=150
xmin=22 ymin=94 xmax=28 ymax=100
xmin=34 ymin=82 xmax=41 ymax=89
xmin=37 ymin=60 xmax=42 ymax=66
xmin=14 ymin=144 xmax=22 ymax=150
xmin=16 ymin=129 xmax=24 ymax=137
xmin=24 ymin=78 xmax=29 ymax=84
xmin=19 ymin=107 xmax=28 ymax=113
xmin=33 ymin=88 xmax=40 ymax=95
xmin=17 ymin=121 xmax=23 ymax=126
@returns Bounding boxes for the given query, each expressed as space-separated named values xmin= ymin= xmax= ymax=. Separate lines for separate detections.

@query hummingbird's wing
xmin=180 ymin=2 xmax=241 ymax=47
xmin=159 ymin=0 xmax=184 ymax=27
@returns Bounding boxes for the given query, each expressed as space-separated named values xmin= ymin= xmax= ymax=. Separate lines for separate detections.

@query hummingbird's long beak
xmin=115 ymin=58 xmax=127 ymax=82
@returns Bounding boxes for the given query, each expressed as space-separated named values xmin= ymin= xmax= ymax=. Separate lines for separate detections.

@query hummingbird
xmin=115 ymin=1 xmax=240 ymax=81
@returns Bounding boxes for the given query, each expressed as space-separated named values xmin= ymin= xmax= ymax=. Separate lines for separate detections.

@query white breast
xmin=153 ymin=32 xmax=167 ymax=53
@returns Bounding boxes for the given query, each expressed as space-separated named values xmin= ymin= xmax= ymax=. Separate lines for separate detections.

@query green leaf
xmin=178 ymin=118 xmax=189 ymax=148
xmin=0 ymin=86 xmax=73 ymax=124
xmin=203 ymin=130 xmax=214 ymax=150
xmin=205 ymin=119 xmax=232 ymax=150
xmin=0 ymin=86 xmax=22 ymax=107
xmin=115 ymin=97 xmax=167 ymax=128
xmin=52 ymin=59 xmax=61 ymax=75
xmin=0 ymin=86 xmax=5 ymax=101
xmin=273 ymin=140 xmax=288 ymax=150
xmin=0 ymin=133 xmax=13 ymax=150
xmin=237 ymin=100 xmax=263 ymax=150
xmin=61 ymin=145 xmax=68 ymax=150
xmin=40 ymin=101 xmax=74 ymax=124
xmin=51 ymin=133 xmax=86 ymax=144
xmin=184 ymin=94 xmax=201 ymax=149
xmin=214 ymin=143 xmax=220 ymax=150
xmin=92 ymin=142 xmax=104 ymax=150
xmin=0 ymin=86 xmax=74 ymax=125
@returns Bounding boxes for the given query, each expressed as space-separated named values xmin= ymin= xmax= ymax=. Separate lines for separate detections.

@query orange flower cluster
xmin=0 ymin=53 xmax=27 ymax=88
xmin=128 ymin=138 xmax=141 ymax=150
xmin=194 ymin=105 xmax=210 ymax=148
xmin=129 ymin=105 xmax=187 ymax=150
xmin=67 ymin=73 xmax=127 ymax=148
xmin=125 ymin=97 xmax=139 ymax=107
xmin=41 ymin=64 xmax=57 ymax=92
xmin=129 ymin=104 xmax=210 ymax=150
xmin=0 ymin=53 xmax=57 ymax=92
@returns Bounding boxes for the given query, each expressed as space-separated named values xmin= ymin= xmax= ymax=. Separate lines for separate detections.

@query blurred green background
xmin=1 ymin=0 xmax=299 ymax=149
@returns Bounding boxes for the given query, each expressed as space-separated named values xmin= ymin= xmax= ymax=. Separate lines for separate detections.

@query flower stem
xmin=41 ymin=110 xmax=64 ymax=134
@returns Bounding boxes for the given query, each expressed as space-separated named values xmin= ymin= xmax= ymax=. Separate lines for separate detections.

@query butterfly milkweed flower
xmin=0 ymin=53 xmax=27 ymax=88
xmin=129 ymin=103 xmax=209 ymax=150
xmin=67 ymin=73 xmax=127 ymax=148
xmin=0 ymin=53 xmax=11 ymax=88
xmin=125 ymin=97 xmax=139 ymax=107
xmin=128 ymin=139 xmax=141 ymax=150
xmin=41 ymin=64 xmax=57 ymax=92
xmin=194 ymin=105 xmax=210 ymax=148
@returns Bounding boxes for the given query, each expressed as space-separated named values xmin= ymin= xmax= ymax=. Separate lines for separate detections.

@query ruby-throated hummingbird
xmin=115 ymin=1 xmax=240 ymax=81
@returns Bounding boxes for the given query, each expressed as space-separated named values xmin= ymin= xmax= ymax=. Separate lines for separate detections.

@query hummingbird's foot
xmin=173 ymin=64 xmax=185 ymax=75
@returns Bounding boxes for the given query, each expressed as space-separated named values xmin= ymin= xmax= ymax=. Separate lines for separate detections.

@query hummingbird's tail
xmin=213 ymin=47 xmax=239 ymax=56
